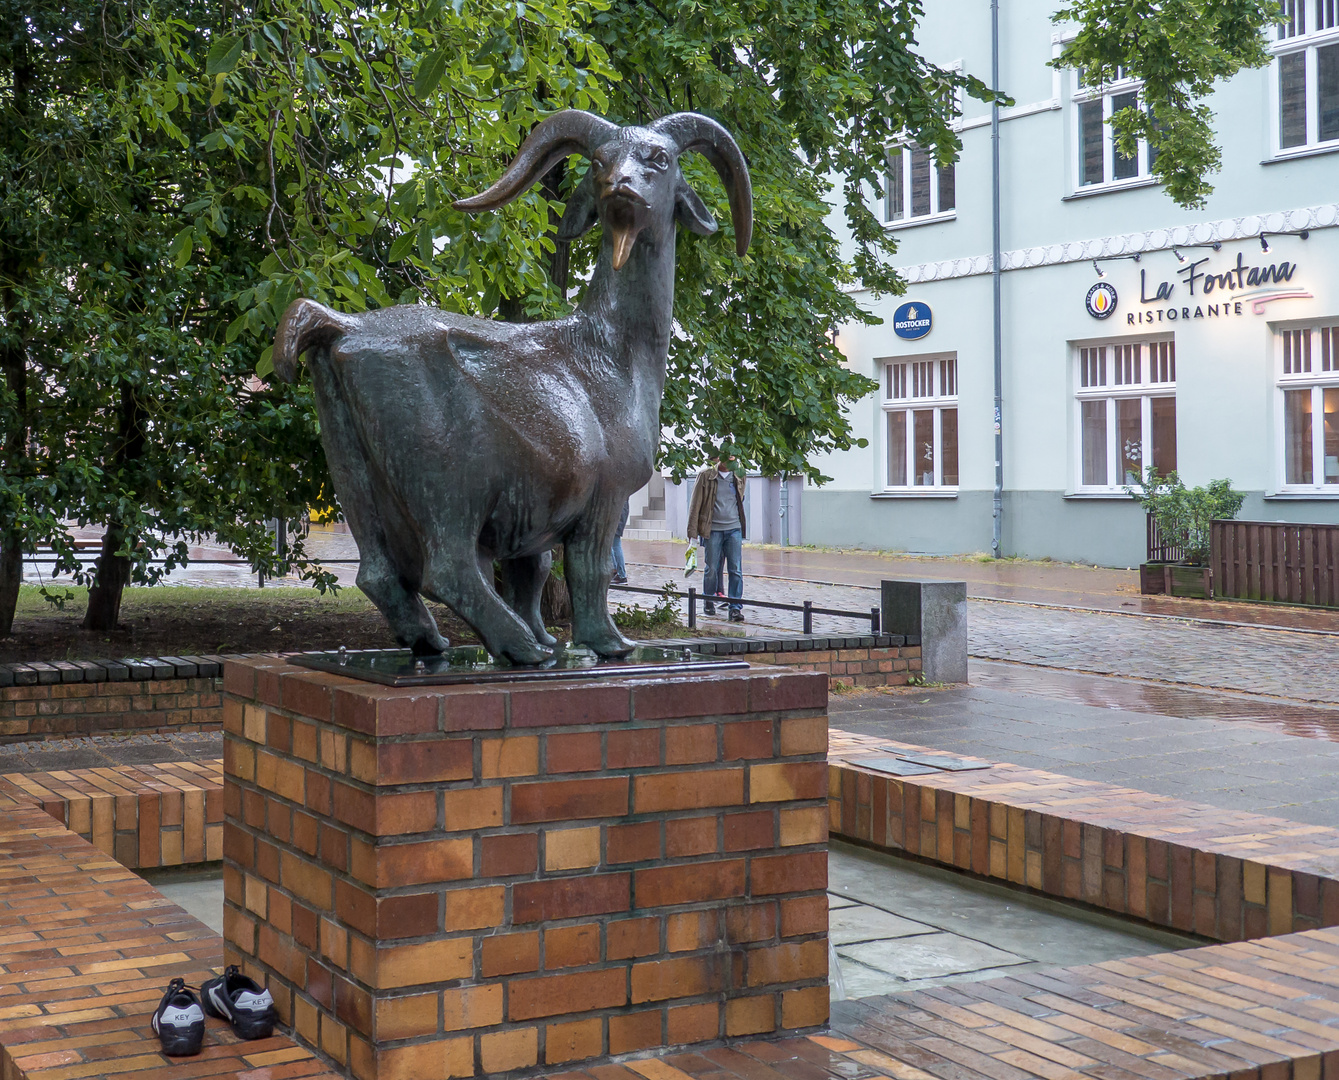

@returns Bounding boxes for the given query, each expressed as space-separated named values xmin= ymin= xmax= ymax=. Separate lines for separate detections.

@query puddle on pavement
xmin=971 ymin=659 xmax=1339 ymax=743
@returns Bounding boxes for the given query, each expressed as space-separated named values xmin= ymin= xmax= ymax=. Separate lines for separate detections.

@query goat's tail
xmin=273 ymin=298 xmax=355 ymax=384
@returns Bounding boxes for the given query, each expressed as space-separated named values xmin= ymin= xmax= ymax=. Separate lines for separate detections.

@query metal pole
xmin=803 ymin=600 xmax=813 ymax=636
xmin=688 ymin=587 xmax=697 ymax=629
xmin=779 ymin=474 xmax=790 ymax=548
xmin=871 ymin=607 xmax=880 ymax=634
xmin=991 ymin=0 xmax=1004 ymax=559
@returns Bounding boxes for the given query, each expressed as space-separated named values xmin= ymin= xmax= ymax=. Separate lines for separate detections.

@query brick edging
xmin=829 ymin=727 xmax=1339 ymax=941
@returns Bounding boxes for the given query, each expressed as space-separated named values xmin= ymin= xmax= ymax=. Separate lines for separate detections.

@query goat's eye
xmin=646 ymin=150 xmax=670 ymax=171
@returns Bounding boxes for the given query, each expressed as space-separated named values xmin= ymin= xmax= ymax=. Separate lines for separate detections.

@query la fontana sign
xmin=1092 ymin=252 xmax=1311 ymax=325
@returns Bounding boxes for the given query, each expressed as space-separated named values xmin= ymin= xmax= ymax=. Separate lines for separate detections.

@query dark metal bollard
xmin=871 ymin=607 xmax=880 ymax=634
xmin=802 ymin=600 xmax=812 ymax=635
xmin=688 ymin=587 xmax=697 ymax=630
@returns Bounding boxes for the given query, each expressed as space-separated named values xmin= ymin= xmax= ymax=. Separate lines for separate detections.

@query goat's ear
xmin=674 ymin=178 xmax=718 ymax=237
xmin=556 ymin=171 xmax=599 ymax=241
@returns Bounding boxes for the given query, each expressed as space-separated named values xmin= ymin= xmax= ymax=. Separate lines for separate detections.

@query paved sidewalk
xmin=623 ymin=538 xmax=1339 ymax=632
xmin=622 ymin=560 xmax=1339 ymax=709
xmin=830 ymin=676 xmax=1339 ymax=827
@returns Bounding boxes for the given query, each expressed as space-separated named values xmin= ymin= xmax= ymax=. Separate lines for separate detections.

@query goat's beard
xmin=609 ymin=222 xmax=641 ymax=271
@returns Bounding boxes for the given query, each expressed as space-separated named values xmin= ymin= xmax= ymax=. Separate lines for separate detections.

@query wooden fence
xmin=1211 ymin=520 xmax=1339 ymax=608
xmin=1145 ymin=514 xmax=1187 ymax=563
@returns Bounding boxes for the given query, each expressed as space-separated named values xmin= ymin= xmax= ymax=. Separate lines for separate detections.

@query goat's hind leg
xmin=357 ymin=557 xmax=449 ymax=655
xmin=422 ymin=548 xmax=552 ymax=665
xmin=499 ymin=551 xmax=558 ymax=647
xmin=309 ymin=363 xmax=447 ymax=655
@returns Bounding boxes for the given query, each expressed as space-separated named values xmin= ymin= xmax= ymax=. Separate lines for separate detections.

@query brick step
xmin=0 ymin=789 xmax=342 ymax=1080
xmin=828 ymin=727 xmax=1339 ymax=942
xmin=0 ymin=758 xmax=223 ymax=869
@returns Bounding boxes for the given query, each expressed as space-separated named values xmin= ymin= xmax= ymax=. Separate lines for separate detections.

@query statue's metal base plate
xmin=291 ymin=644 xmax=749 ymax=687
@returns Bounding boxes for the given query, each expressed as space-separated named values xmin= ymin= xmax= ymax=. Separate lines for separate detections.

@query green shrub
xmin=1127 ymin=467 xmax=1245 ymax=566
xmin=612 ymin=580 xmax=683 ymax=631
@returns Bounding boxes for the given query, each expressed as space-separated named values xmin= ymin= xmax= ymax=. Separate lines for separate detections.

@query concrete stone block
xmin=880 ymin=580 xmax=967 ymax=683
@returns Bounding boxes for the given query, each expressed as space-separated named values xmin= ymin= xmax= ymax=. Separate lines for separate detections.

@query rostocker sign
xmin=893 ymin=301 xmax=932 ymax=340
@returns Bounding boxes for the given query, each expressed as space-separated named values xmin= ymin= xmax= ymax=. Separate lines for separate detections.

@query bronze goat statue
xmin=272 ymin=111 xmax=752 ymax=664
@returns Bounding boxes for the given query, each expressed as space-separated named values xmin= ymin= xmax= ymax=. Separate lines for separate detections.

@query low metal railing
xmin=609 ymin=583 xmax=880 ymax=634
xmin=26 ymin=554 xmax=884 ymax=629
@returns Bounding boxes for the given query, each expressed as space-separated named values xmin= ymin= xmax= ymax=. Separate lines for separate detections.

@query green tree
xmin=174 ymin=0 xmax=995 ymax=484
xmin=1053 ymin=0 xmax=1280 ymax=208
xmin=1 ymin=0 xmax=612 ymax=634
xmin=0 ymin=1 xmax=339 ymax=633
xmin=580 ymin=0 xmax=998 ymax=481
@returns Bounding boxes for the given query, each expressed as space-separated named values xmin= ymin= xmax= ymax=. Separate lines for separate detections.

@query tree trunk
xmin=0 ymin=535 xmax=21 ymax=636
xmin=0 ymin=20 xmax=34 ymax=639
xmin=83 ymin=525 xmax=132 ymax=632
xmin=541 ymin=544 xmax=572 ymax=625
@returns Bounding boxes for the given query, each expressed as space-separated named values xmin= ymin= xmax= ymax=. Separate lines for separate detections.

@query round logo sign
xmin=892 ymin=301 xmax=932 ymax=340
xmin=1086 ymin=281 xmax=1118 ymax=319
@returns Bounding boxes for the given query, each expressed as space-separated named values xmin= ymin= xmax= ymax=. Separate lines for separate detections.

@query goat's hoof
xmin=408 ymin=634 xmax=449 ymax=656
xmin=534 ymin=627 xmax=558 ymax=647
xmin=580 ymin=633 xmax=637 ymax=659
xmin=501 ymin=641 xmax=555 ymax=666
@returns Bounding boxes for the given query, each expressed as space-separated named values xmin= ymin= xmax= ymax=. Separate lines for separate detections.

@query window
xmin=884 ymin=145 xmax=955 ymax=225
xmin=1072 ymin=68 xmax=1154 ymax=189
xmin=1074 ymin=340 xmax=1176 ymax=491
xmin=1278 ymin=325 xmax=1339 ymax=490
xmin=882 ymin=356 xmax=958 ymax=490
xmin=1274 ymin=0 xmax=1339 ymax=153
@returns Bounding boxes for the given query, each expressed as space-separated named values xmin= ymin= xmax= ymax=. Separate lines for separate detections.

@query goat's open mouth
xmin=604 ymin=199 xmax=644 ymax=271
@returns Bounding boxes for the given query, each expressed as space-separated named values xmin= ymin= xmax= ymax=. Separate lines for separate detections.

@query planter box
xmin=1140 ymin=563 xmax=1213 ymax=599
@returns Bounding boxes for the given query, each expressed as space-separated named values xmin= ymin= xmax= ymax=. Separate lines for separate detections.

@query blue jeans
xmin=611 ymin=502 xmax=629 ymax=580
xmin=704 ymin=528 xmax=743 ymax=613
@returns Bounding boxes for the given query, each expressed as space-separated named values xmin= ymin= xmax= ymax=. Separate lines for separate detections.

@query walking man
xmin=687 ymin=453 xmax=746 ymax=621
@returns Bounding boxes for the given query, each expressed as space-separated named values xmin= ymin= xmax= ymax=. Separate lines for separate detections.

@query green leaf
xmin=256 ymin=347 xmax=275 ymax=379
xmin=388 ymin=231 xmax=417 ymax=263
xmin=169 ymin=227 xmax=194 ymax=269
xmin=206 ymin=35 xmax=245 ymax=76
xmin=414 ymin=50 xmax=450 ymax=98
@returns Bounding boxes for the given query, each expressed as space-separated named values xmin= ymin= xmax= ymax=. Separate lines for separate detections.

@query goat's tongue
xmin=610 ymin=224 xmax=640 ymax=270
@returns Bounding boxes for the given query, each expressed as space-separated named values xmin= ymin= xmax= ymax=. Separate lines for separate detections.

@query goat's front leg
xmin=421 ymin=549 xmax=553 ymax=665
xmin=565 ymin=519 xmax=635 ymax=658
xmin=499 ymin=551 xmax=558 ymax=647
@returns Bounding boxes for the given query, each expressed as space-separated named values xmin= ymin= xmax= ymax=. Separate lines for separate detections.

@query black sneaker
xmin=729 ymin=609 xmax=745 ymax=622
xmin=200 ymin=965 xmax=279 ymax=1040
xmin=152 ymin=978 xmax=205 ymax=1056
xmin=611 ymin=575 xmax=628 ymax=584
xmin=703 ymin=602 xmax=716 ymax=615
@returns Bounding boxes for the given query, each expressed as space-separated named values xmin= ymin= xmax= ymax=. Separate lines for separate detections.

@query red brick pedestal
xmin=221 ymin=657 xmax=830 ymax=1078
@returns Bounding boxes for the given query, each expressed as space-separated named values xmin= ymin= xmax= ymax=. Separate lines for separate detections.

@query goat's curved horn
xmin=454 ymin=111 xmax=619 ymax=213
xmin=651 ymin=113 xmax=753 ymax=256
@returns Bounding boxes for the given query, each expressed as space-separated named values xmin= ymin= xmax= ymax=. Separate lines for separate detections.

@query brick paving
xmin=0 ymin=788 xmax=341 ymax=1080
xmin=11 ymin=775 xmax=1339 ymax=1080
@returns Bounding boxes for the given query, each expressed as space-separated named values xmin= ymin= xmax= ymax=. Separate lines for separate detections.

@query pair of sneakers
xmin=151 ymin=966 xmax=279 ymax=1056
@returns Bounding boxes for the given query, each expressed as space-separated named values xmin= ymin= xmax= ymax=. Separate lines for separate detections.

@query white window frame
xmin=1270 ymin=0 xmax=1339 ymax=158
xmin=1072 ymin=338 xmax=1177 ymax=494
xmin=882 ymin=144 xmax=956 ymax=229
xmin=1071 ymin=69 xmax=1154 ymax=193
xmin=1275 ymin=323 xmax=1339 ymax=493
xmin=879 ymin=354 xmax=960 ymax=493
